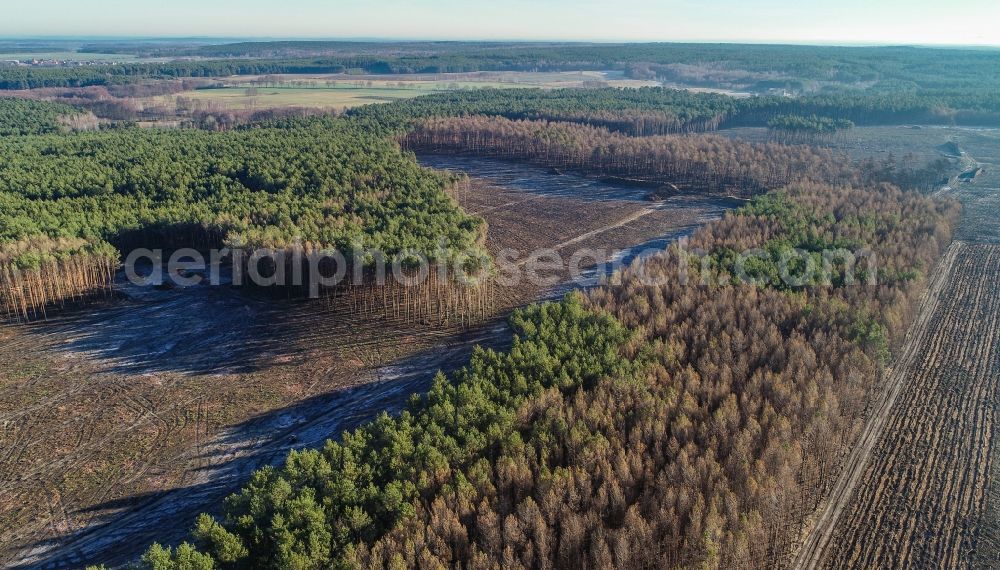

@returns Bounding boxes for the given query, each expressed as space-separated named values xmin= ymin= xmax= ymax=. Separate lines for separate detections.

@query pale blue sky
xmin=5 ymin=0 xmax=999 ymax=45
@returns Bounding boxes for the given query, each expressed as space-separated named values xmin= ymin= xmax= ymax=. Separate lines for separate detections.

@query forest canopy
xmin=0 ymin=97 xmax=83 ymax=136
xmin=767 ymin=114 xmax=854 ymax=134
xmin=0 ymin=119 xmax=484 ymax=269
xmin=351 ymin=86 xmax=1000 ymax=138
xmin=0 ymin=70 xmax=968 ymax=567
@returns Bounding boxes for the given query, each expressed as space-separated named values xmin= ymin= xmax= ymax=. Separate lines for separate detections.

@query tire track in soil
xmin=5 ymin=326 xmax=508 ymax=569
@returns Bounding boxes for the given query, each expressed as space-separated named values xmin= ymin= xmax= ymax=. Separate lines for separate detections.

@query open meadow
xmin=147 ymin=70 xmax=662 ymax=112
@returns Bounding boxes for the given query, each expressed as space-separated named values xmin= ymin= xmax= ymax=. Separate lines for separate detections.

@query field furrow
xmin=820 ymin=243 xmax=1000 ymax=569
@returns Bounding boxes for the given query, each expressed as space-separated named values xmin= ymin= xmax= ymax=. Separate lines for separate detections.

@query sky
xmin=4 ymin=0 xmax=1000 ymax=46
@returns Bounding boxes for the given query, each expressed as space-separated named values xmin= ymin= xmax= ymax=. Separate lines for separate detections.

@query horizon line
xmin=1 ymin=35 xmax=999 ymax=50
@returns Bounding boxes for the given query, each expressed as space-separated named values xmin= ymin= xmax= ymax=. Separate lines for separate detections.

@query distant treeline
xmin=119 ymin=41 xmax=1000 ymax=93
xmin=0 ymin=59 xmax=356 ymax=90
xmin=350 ymin=88 xmax=741 ymax=135
xmin=401 ymin=115 xmax=854 ymax=198
xmin=6 ymin=42 xmax=1000 ymax=100
xmin=349 ymin=87 xmax=1000 ymax=138
xmin=767 ymin=114 xmax=854 ymax=133
xmin=727 ymin=91 xmax=1000 ymax=127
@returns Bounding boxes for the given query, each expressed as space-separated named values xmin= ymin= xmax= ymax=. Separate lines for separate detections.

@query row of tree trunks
xmin=0 ymin=255 xmax=117 ymax=323
xmin=2 ymin=247 xmax=494 ymax=328
xmin=527 ymin=111 xmax=728 ymax=136
xmin=400 ymin=117 xmax=844 ymax=199
xmin=233 ymin=251 xmax=498 ymax=329
xmin=321 ymin=269 xmax=497 ymax=328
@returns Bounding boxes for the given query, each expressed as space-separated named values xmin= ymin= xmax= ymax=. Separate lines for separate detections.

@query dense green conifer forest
xmin=0 ymin=97 xmax=82 ymax=135
xmin=0 ymin=114 xmax=486 ymax=320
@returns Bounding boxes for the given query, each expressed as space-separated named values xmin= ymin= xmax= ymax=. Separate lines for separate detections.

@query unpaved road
xmin=791 ymin=241 xmax=964 ymax=570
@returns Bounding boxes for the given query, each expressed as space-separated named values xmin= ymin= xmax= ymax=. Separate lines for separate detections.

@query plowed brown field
xmin=816 ymin=243 xmax=1000 ymax=569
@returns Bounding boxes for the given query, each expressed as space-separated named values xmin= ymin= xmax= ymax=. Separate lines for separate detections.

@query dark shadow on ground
xmin=11 ymin=320 xmax=511 ymax=569
xmin=12 ymin=260 xmax=371 ymax=376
